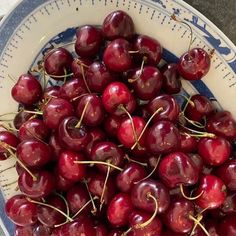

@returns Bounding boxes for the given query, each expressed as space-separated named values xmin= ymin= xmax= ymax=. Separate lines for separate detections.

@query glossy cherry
xmin=14 ymin=225 xmax=34 ymax=236
xmin=94 ymin=224 xmax=108 ymax=236
xmin=219 ymin=215 xmax=236 ymax=236
xmin=180 ymin=132 xmax=198 ymax=153
xmin=33 ymin=224 xmax=52 ymax=236
xmin=71 ymin=58 xmax=92 ymax=78
xmin=43 ymin=85 xmax=60 ymax=100
xmin=75 ymin=25 xmax=103 ymax=58
xmin=178 ymin=48 xmax=211 ymax=80
xmin=49 ymin=132 xmax=63 ymax=159
xmin=11 ymin=74 xmax=42 ymax=105
xmin=108 ymin=230 xmax=123 ymax=236
xmin=103 ymin=115 xmax=122 ymax=138
xmin=13 ymin=109 xmax=34 ymax=129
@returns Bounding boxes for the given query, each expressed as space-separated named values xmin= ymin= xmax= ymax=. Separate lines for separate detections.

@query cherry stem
xmin=0 ymin=165 xmax=15 ymax=174
xmin=189 ymin=214 xmax=210 ymax=236
xmin=134 ymin=155 xmax=161 ymax=184
xmin=75 ymin=100 xmax=90 ymax=129
xmin=74 ymin=160 xmax=123 ymax=172
xmin=171 ymin=14 xmax=193 ymax=53
xmin=135 ymin=193 xmax=158 ymax=228
xmin=8 ymin=74 xmax=17 ymax=83
xmin=118 ymin=104 xmax=141 ymax=150
xmin=179 ymin=124 xmax=215 ymax=138
xmin=180 ymin=184 xmax=204 ymax=200
xmin=181 ymin=114 xmax=206 ymax=129
xmin=76 ymin=58 xmax=89 ymax=68
xmin=55 ymin=192 xmax=70 ymax=221
xmin=99 ymin=164 xmax=111 ymax=211
xmin=23 ymin=110 xmax=43 ymax=116
xmin=44 ymin=71 xmax=74 ymax=79
xmin=124 ymin=154 xmax=147 ymax=167
xmin=128 ymin=57 xmax=146 ymax=83
xmin=0 ymin=112 xmax=18 ymax=119
xmin=84 ymin=180 xmax=97 ymax=215
xmin=0 ymin=123 xmax=18 ymax=132
xmin=128 ymin=50 xmax=139 ymax=54
xmin=131 ymin=107 xmax=164 ymax=150
xmin=71 ymin=93 xmax=90 ymax=102
xmin=80 ymin=63 xmax=91 ymax=94
xmin=26 ymin=198 xmax=73 ymax=222
xmin=190 ymin=214 xmax=203 ymax=236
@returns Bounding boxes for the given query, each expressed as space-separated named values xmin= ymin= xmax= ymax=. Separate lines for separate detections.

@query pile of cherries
xmin=1 ymin=10 xmax=236 ymax=236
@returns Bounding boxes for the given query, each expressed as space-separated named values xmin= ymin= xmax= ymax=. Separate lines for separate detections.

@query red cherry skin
xmin=145 ymin=121 xmax=181 ymax=155
xmin=206 ymin=111 xmax=236 ymax=141
xmin=178 ymin=48 xmax=211 ymax=80
xmin=94 ymin=224 xmax=108 ymax=236
xmin=195 ymin=174 xmax=227 ymax=209
xmin=33 ymin=224 xmax=52 ymax=236
xmin=75 ymin=25 xmax=103 ymax=58
xmin=58 ymin=150 xmax=86 ymax=181
xmin=11 ymin=74 xmax=42 ymax=105
xmin=5 ymin=194 xmax=37 ymax=226
xmin=180 ymin=132 xmax=198 ymax=153
xmin=54 ymin=167 xmax=74 ymax=192
xmin=219 ymin=215 xmax=236 ymax=236
xmin=15 ymin=225 xmax=34 ymax=236
xmin=14 ymin=110 xmax=34 ymax=129
xmin=103 ymin=39 xmax=132 ymax=72
xmin=103 ymin=115 xmax=122 ymax=138
xmin=18 ymin=170 xmax=55 ymax=198
xmin=107 ymin=193 xmax=133 ymax=227
xmin=43 ymin=85 xmax=60 ymax=100
xmin=71 ymin=58 xmax=92 ymax=78
xmin=108 ymin=230 xmax=123 ymax=236
xmin=49 ymin=132 xmax=63 ymax=159
xmin=221 ymin=192 xmax=236 ymax=214
xmin=44 ymin=48 xmax=73 ymax=80
xmin=198 ymin=137 xmax=231 ymax=166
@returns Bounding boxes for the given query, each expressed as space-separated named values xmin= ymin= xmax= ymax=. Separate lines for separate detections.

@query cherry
xmin=189 ymin=153 xmax=204 ymax=174
xmin=103 ymin=115 xmax=122 ymax=138
xmin=219 ymin=215 xmax=236 ymax=236
xmin=161 ymin=63 xmax=182 ymax=94
xmin=49 ymin=132 xmax=63 ymax=158
xmin=75 ymin=25 xmax=103 ymax=58
xmin=147 ymin=94 xmax=180 ymax=123
xmin=16 ymin=139 xmax=53 ymax=167
xmin=43 ymin=97 xmax=74 ymax=129
xmin=198 ymin=137 xmax=231 ymax=166
xmin=15 ymin=225 xmax=34 ymax=236
xmin=11 ymin=74 xmax=42 ymax=105
xmin=180 ymin=132 xmax=198 ymax=153
xmin=134 ymin=34 xmax=162 ymax=66
xmin=163 ymin=197 xmax=194 ymax=233
xmin=44 ymin=47 xmax=73 ymax=80
xmin=94 ymin=224 xmax=108 ymax=236
xmin=37 ymin=194 xmax=66 ymax=227
xmin=102 ymin=10 xmax=134 ymax=40
xmin=71 ymin=58 xmax=92 ymax=78
xmin=158 ymin=152 xmax=199 ymax=188
xmin=215 ymin=160 xmax=236 ymax=191
xmin=204 ymin=219 xmax=220 ymax=236
xmin=59 ymin=78 xmax=87 ymax=101
xmin=185 ymin=94 xmax=214 ymax=122
xmin=178 ymin=48 xmax=211 ymax=80
xmin=195 ymin=174 xmax=227 ymax=209
xmin=66 ymin=184 xmax=91 ymax=215
xmin=43 ymin=85 xmax=60 ymax=100
xmin=117 ymin=116 xmax=146 ymax=148
xmin=145 ymin=120 xmax=181 ymax=155
xmin=116 ymin=162 xmax=147 ymax=193
xmin=18 ymin=118 xmax=49 ymax=141
xmin=58 ymin=150 xmax=86 ymax=181
xmin=221 ymin=192 xmax=236 ymax=214
xmin=5 ymin=194 xmax=37 ymax=226
xmin=76 ymin=94 xmax=104 ymax=126
xmin=58 ymin=116 xmax=91 ymax=151
xmin=128 ymin=210 xmax=162 ymax=236
xmin=129 ymin=66 xmax=163 ymax=100
xmin=103 ymin=39 xmax=132 ymax=72
xmin=18 ymin=170 xmax=55 ymax=198
xmin=131 ymin=179 xmax=170 ymax=214
xmin=13 ymin=109 xmax=34 ymax=129
xmin=33 ymin=224 xmax=52 ymax=236
xmin=206 ymin=111 xmax=236 ymax=141
xmin=107 ymin=193 xmax=133 ymax=227
xmin=108 ymin=230 xmax=123 ymax=236
xmin=102 ymin=82 xmax=136 ymax=116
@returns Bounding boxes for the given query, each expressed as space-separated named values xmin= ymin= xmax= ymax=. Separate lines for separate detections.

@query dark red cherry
xmin=59 ymin=78 xmax=87 ymax=101
xmin=103 ymin=115 xmax=122 ymax=138
xmin=131 ymin=179 xmax=170 ymax=214
xmin=215 ymin=160 xmax=236 ymax=191
xmin=195 ymin=174 xmax=227 ymax=209
xmin=221 ymin=192 xmax=236 ymax=214
xmin=86 ymin=62 xmax=114 ymax=93
xmin=178 ymin=48 xmax=211 ymax=80
xmin=103 ymin=39 xmax=132 ymax=72
xmin=54 ymin=167 xmax=74 ymax=192
xmin=5 ymin=194 xmax=37 ymax=226
xmin=18 ymin=118 xmax=49 ymax=141
xmin=66 ymin=184 xmax=90 ymax=214
xmin=129 ymin=66 xmax=163 ymax=100
xmin=161 ymin=63 xmax=182 ymax=94
xmin=163 ymin=197 xmax=194 ymax=233
xmin=43 ymin=85 xmax=60 ymax=100
xmin=158 ymin=152 xmax=199 ymax=188
xmin=128 ymin=210 xmax=162 ymax=236
xmin=198 ymin=137 xmax=231 ymax=166
xmin=219 ymin=215 xmax=236 ymax=236
xmin=49 ymin=132 xmax=63 ymax=159
xmin=145 ymin=120 xmax=181 ymax=155
xmin=117 ymin=116 xmax=146 ymax=148
xmin=134 ymin=35 xmax=162 ymax=66
xmin=43 ymin=98 xmax=74 ymax=129
xmin=162 ymin=229 xmax=188 ymax=236
xmin=18 ymin=170 xmax=55 ymax=198
xmin=108 ymin=230 xmax=123 ymax=236
xmin=116 ymin=163 xmax=147 ymax=193
xmin=189 ymin=153 xmax=204 ymax=174
xmin=102 ymin=82 xmax=136 ymax=116
xmin=76 ymin=94 xmax=104 ymax=126
xmin=15 ymin=225 xmax=34 ymax=236
xmin=90 ymin=141 xmax=124 ymax=173
xmin=14 ymin=109 xmax=34 ymax=129
xmin=11 ymin=74 xmax=42 ymax=105
xmin=71 ymin=58 xmax=92 ymax=78
xmin=16 ymin=139 xmax=52 ymax=167
xmin=58 ymin=150 xmax=86 ymax=182
xmin=94 ymin=224 xmax=108 ymax=236
xmin=75 ymin=25 xmax=103 ymax=58
xmin=33 ymin=224 xmax=52 ymax=236
xmin=180 ymin=132 xmax=198 ymax=153
xmin=37 ymin=194 xmax=66 ymax=227
xmin=58 ymin=116 xmax=91 ymax=151
xmin=147 ymin=94 xmax=180 ymax=123
xmin=44 ymin=48 xmax=73 ymax=80
xmin=206 ymin=111 xmax=236 ymax=141
xmin=107 ymin=193 xmax=133 ymax=227
xmin=185 ymin=94 xmax=214 ymax=122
